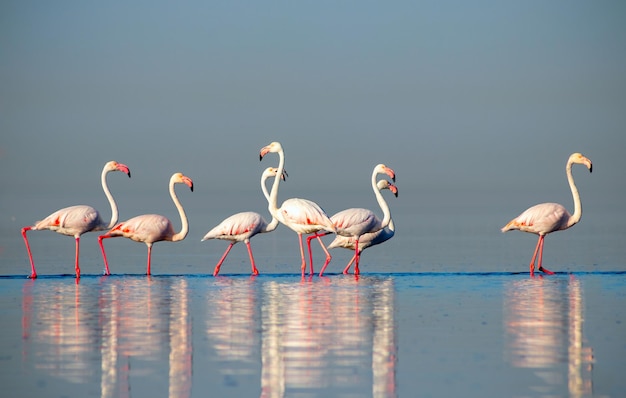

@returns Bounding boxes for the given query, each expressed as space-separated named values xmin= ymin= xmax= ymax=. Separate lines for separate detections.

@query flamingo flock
xmin=20 ymin=144 xmax=593 ymax=279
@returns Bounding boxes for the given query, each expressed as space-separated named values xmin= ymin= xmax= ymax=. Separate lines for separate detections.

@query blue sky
xmin=2 ymin=1 xmax=625 ymax=220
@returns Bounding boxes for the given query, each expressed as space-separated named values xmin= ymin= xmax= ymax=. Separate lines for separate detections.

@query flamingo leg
xmin=213 ymin=243 xmax=235 ymax=277
xmin=21 ymin=227 xmax=37 ymax=279
xmin=307 ymin=233 xmax=331 ymax=276
xmin=146 ymin=243 xmax=153 ymax=276
xmin=98 ymin=235 xmax=113 ymax=275
xmin=537 ymin=236 xmax=554 ymax=275
xmin=528 ymin=235 xmax=542 ymax=277
xmin=354 ymin=238 xmax=361 ymax=275
xmin=297 ymin=234 xmax=307 ymax=277
xmin=343 ymin=255 xmax=357 ymax=274
xmin=245 ymin=240 xmax=259 ymax=276
xmin=315 ymin=235 xmax=332 ymax=277
xmin=74 ymin=236 xmax=81 ymax=279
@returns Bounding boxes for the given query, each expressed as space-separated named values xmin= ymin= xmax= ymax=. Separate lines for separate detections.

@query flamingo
xmin=501 ymin=152 xmax=593 ymax=276
xmin=98 ymin=172 xmax=193 ymax=275
xmin=202 ymin=167 xmax=287 ymax=277
xmin=310 ymin=165 xmax=397 ymax=276
xmin=21 ymin=160 xmax=131 ymax=279
xmin=326 ymin=179 xmax=398 ymax=275
xmin=259 ymin=141 xmax=336 ymax=277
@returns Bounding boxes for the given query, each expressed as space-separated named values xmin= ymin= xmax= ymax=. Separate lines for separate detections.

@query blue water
xmin=1 ymin=191 xmax=625 ymax=397
xmin=0 ymin=272 xmax=624 ymax=397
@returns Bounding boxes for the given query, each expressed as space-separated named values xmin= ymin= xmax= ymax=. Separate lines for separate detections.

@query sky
xmin=1 ymin=1 xmax=625 ymax=235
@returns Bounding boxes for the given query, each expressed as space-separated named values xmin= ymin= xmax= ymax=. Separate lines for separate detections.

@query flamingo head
xmin=105 ymin=161 xmax=131 ymax=178
xmin=259 ymin=141 xmax=283 ymax=161
xmin=569 ymin=153 xmax=593 ymax=173
xmin=374 ymin=164 xmax=396 ymax=182
xmin=172 ymin=173 xmax=194 ymax=192
xmin=377 ymin=179 xmax=398 ymax=197
xmin=263 ymin=167 xmax=288 ymax=181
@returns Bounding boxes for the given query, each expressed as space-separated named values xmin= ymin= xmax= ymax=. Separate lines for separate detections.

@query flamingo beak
xmin=118 ymin=163 xmax=131 ymax=178
xmin=389 ymin=183 xmax=399 ymax=197
xmin=260 ymin=146 xmax=270 ymax=161
xmin=183 ymin=176 xmax=194 ymax=192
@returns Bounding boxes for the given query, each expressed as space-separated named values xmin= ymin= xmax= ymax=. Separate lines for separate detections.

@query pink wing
xmin=202 ymin=212 xmax=266 ymax=242
xmin=328 ymin=225 xmax=394 ymax=251
xmin=33 ymin=205 xmax=102 ymax=236
xmin=107 ymin=214 xmax=174 ymax=243
xmin=279 ymin=198 xmax=335 ymax=233
xmin=331 ymin=208 xmax=380 ymax=238
xmin=502 ymin=202 xmax=571 ymax=234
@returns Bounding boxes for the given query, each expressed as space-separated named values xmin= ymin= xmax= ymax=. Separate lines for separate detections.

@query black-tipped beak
xmin=127 ymin=171 xmax=131 ymax=178
xmin=190 ymin=185 xmax=194 ymax=192
xmin=589 ymin=165 xmax=593 ymax=173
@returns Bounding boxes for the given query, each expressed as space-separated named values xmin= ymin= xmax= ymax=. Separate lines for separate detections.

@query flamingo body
xmin=21 ymin=161 xmax=131 ymax=278
xmin=276 ymin=198 xmax=336 ymax=235
xmin=106 ymin=214 xmax=176 ymax=244
xmin=98 ymin=173 xmax=193 ymax=276
xmin=204 ymin=211 xmax=266 ymax=243
xmin=329 ymin=219 xmax=396 ymax=274
xmin=501 ymin=152 xmax=592 ymax=276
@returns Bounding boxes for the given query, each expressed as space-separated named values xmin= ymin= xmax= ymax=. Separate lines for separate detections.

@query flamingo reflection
xmin=258 ymin=277 xmax=397 ymax=397
xmin=504 ymin=276 xmax=593 ymax=397
xmin=21 ymin=278 xmax=192 ymax=398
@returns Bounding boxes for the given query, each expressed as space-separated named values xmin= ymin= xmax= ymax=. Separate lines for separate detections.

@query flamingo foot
xmin=538 ymin=266 xmax=554 ymax=275
xmin=252 ymin=268 xmax=259 ymax=276
xmin=28 ymin=273 xmax=37 ymax=279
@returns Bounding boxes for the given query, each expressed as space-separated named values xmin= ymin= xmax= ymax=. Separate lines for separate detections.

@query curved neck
xmin=267 ymin=149 xmax=285 ymax=216
xmin=170 ymin=180 xmax=189 ymax=242
xmin=567 ymin=159 xmax=582 ymax=228
xmin=372 ymin=168 xmax=392 ymax=229
xmin=261 ymin=173 xmax=280 ymax=232
xmin=102 ymin=167 xmax=119 ymax=229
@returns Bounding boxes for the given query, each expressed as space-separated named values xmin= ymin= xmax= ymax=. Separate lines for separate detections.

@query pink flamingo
xmin=259 ymin=141 xmax=336 ymax=277
xmin=21 ymin=161 xmax=131 ymax=279
xmin=327 ymin=179 xmax=398 ymax=275
xmin=98 ymin=172 xmax=193 ymax=275
xmin=202 ymin=167 xmax=286 ymax=276
xmin=310 ymin=164 xmax=397 ymax=276
xmin=501 ymin=153 xmax=593 ymax=276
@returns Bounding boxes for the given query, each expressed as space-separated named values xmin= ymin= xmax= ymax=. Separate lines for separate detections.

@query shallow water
xmin=1 ymin=191 xmax=625 ymax=397
xmin=0 ymin=272 xmax=625 ymax=397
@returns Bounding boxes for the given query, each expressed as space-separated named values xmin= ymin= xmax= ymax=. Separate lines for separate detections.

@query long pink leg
xmin=314 ymin=236 xmax=332 ymax=277
xmin=307 ymin=233 xmax=331 ymax=276
xmin=98 ymin=235 xmax=112 ymax=275
xmin=537 ymin=236 xmax=554 ymax=275
xmin=343 ymin=255 xmax=357 ymax=274
xmin=528 ymin=235 xmax=543 ymax=277
xmin=245 ymin=241 xmax=260 ymax=276
xmin=353 ymin=239 xmax=361 ymax=275
xmin=74 ymin=236 xmax=81 ymax=279
xmin=21 ymin=227 xmax=37 ymax=279
xmin=146 ymin=243 xmax=153 ymax=275
xmin=213 ymin=243 xmax=234 ymax=276
xmin=297 ymin=234 xmax=307 ymax=277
